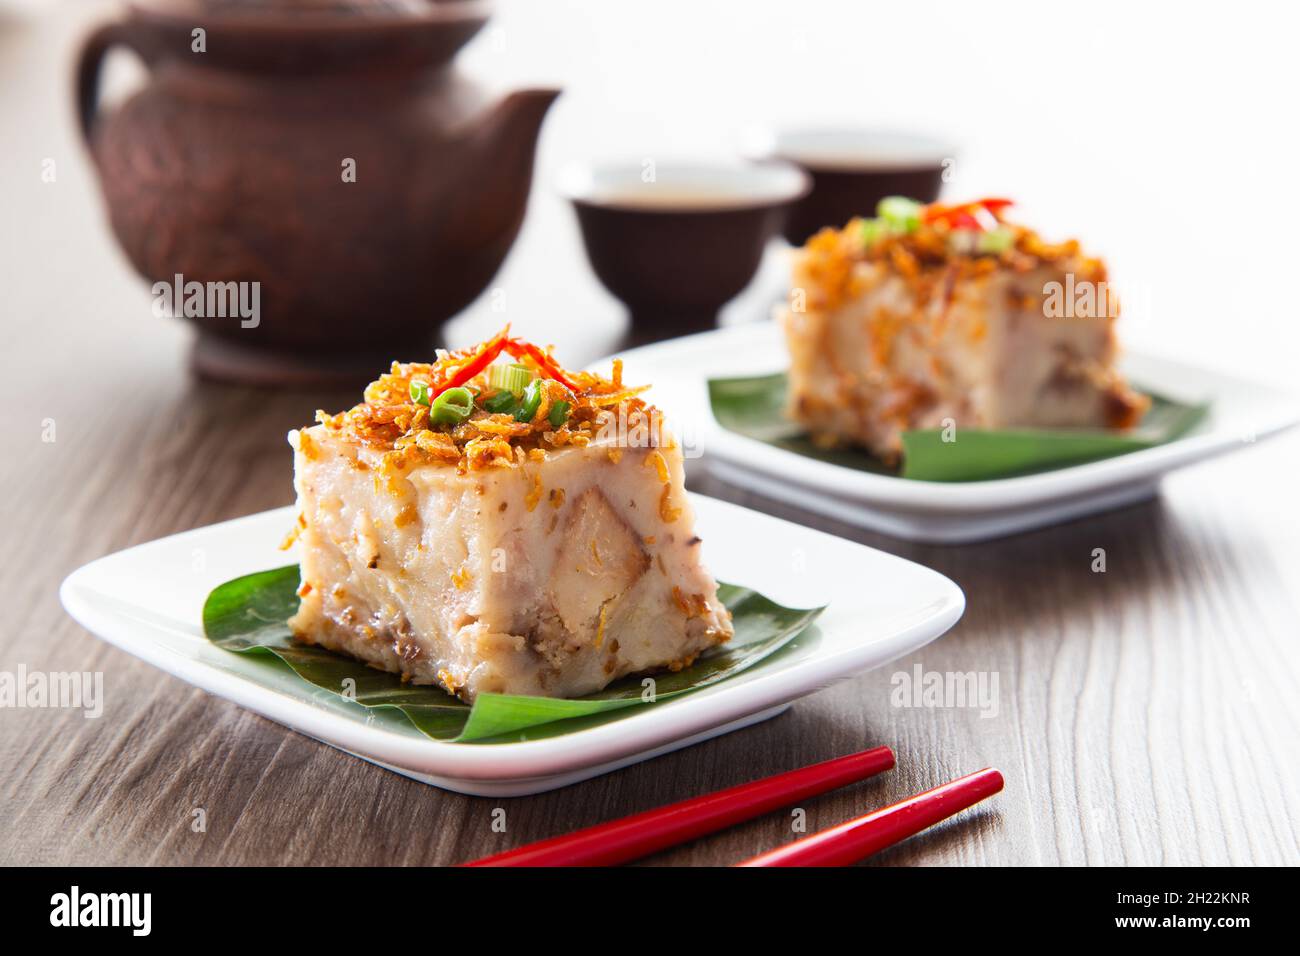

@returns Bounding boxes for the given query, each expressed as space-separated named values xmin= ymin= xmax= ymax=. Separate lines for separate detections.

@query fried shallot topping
xmin=312 ymin=330 xmax=664 ymax=474
xmin=797 ymin=197 xmax=1108 ymax=313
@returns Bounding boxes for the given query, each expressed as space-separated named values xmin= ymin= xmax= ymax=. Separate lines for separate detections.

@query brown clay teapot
xmin=77 ymin=0 xmax=559 ymax=384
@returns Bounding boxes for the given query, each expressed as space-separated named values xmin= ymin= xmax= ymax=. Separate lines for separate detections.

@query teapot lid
xmin=125 ymin=0 xmax=492 ymax=72
xmin=133 ymin=0 xmax=485 ymax=18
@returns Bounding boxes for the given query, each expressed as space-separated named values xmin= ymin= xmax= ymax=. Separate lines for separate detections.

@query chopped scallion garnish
xmin=860 ymin=217 xmax=885 ymax=247
xmin=429 ymin=386 xmax=474 ymax=426
xmin=977 ymin=226 xmax=1015 ymax=254
xmin=409 ymin=379 xmax=431 ymax=406
xmin=548 ymin=400 xmax=571 ymax=428
xmin=514 ymin=379 xmax=544 ymax=423
xmin=482 ymin=389 xmax=520 ymax=414
xmin=488 ymin=362 xmax=534 ymax=396
xmin=877 ymin=196 xmax=923 ymax=234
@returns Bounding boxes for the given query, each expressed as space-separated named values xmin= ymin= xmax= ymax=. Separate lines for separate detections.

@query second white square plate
xmin=609 ymin=323 xmax=1300 ymax=543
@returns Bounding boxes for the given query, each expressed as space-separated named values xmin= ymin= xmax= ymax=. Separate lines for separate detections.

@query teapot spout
xmin=467 ymin=87 xmax=561 ymax=205
xmin=484 ymin=87 xmax=561 ymax=147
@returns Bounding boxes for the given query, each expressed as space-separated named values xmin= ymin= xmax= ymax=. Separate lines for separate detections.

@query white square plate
xmin=611 ymin=323 xmax=1300 ymax=543
xmin=60 ymin=495 xmax=963 ymax=796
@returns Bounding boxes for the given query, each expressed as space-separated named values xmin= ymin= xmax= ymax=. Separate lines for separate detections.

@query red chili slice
xmin=504 ymin=339 xmax=582 ymax=392
xmin=946 ymin=211 xmax=982 ymax=231
xmin=428 ymin=328 xmax=583 ymax=400
xmin=923 ymin=197 xmax=1015 ymax=230
xmin=430 ymin=327 xmax=510 ymax=398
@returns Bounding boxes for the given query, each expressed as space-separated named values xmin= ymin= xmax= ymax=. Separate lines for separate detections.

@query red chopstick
xmin=463 ymin=746 xmax=895 ymax=867
xmin=735 ymin=767 xmax=1003 ymax=867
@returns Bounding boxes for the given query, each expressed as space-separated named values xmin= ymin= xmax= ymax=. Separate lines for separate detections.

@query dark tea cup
xmin=559 ymin=160 xmax=810 ymax=343
xmin=744 ymin=128 xmax=954 ymax=245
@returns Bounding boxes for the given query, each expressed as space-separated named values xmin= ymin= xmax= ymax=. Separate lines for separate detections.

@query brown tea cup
xmin=559 ymin=160 xmax=810 ymax=343
xmin=744 ymin=127 xmax=954 ymax=245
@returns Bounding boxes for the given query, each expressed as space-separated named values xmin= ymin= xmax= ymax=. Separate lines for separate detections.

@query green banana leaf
xmin=203 ymin=565 xmax=823 ymax=744
xmin=708 ymin=372 xmax=1208 ymax=482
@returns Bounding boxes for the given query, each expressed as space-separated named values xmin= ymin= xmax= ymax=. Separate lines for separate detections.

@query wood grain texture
xmin=1 ymin=6 xmax=1298 ymax=867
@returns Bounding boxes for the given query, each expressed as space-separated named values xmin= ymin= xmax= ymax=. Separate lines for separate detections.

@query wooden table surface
xmin=2 ymin=5 xmax=1298 ymax=867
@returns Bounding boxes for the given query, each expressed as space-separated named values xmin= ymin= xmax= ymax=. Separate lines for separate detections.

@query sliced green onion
xmin=548 ymin=399 xmax=572 ymax=428
xmin=859 ymin=217 xmax=885 ymax=247
xmin=977 ymin=226 xmax=1015 ymax=254
xmin=514 ymin=379 xmax=544 ymax=423
xmin=877 ymin=196 xmax=923 ymax=234
xmin=429 ymin=386 xmax=474 ymax=426
xmin=409 ymin=379 xmax=432 ymax=406
xmin=488 ymin=362 xmax=534 ymax=396
xmin=482 ymin=389 xmax=520 ymax=414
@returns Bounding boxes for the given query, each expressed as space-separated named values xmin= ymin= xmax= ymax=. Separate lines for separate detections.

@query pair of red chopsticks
xmin=463 ymin=747 xmax=1002 ymax=867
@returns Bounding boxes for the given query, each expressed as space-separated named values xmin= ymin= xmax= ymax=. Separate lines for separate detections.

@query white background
xmin=453 ymin=0 xmax=1300 ymax=382
xmin=2 ymin=0 xmax=1297 ymax=380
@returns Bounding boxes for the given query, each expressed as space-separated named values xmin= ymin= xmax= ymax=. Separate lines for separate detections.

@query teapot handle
xmin=74 ymin=22 xmax=136 ymax=149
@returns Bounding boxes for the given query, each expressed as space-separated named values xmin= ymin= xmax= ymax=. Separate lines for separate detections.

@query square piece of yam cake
xmin=288 ymin=332 xmax=733 ymax=703
xmin=781 ymin=197 xmax=1149 ymax=462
